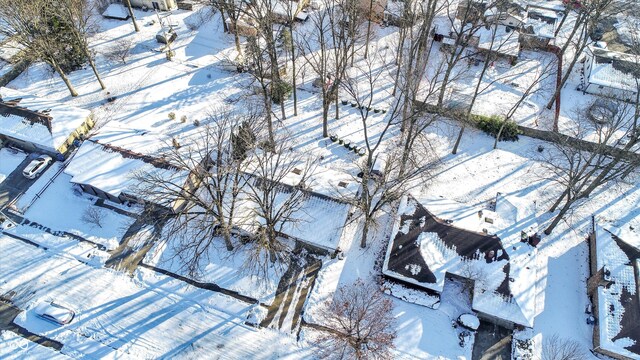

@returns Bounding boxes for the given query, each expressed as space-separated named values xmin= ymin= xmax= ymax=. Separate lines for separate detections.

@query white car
xmin=22 ymin=155 xmax=52 ymax=179
xmin=34 ymin=301 xmax=75 ymax=325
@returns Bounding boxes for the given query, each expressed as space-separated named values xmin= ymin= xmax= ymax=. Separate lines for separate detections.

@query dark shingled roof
xmin=385 ymin=195 xmax=512 ymax=296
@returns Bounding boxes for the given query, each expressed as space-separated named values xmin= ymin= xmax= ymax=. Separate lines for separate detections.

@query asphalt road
xmin=0 ymin=157 xmax=39 ymax=210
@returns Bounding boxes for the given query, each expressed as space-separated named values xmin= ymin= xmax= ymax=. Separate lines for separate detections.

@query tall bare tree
xmin=541 ymin=99 xmax=639 ymax=234
xmin=133 ymin=110 xmax=256 ymax=275
xmin=57 ymin=0 xmax=106 ymax=90
xmin=341 ymin=56 xmax=432 ymax=247
xmin=240 ymin=134 xmax=316 ymax=278
xmin=317 ymin=279 xmax=396 ymax=360
xmin=0 ymin=0 xmax=81 ymax=96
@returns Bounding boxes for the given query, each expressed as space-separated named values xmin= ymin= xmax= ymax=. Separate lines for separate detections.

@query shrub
xmin=472 ymin=114 xmax=521 ymax=141
xmin=271 ymin=80 xmax=292 ymax=104
xmin=181 ymin=115 xmax=187 ymax=123
xmin=168 ymin=112 xmax=176 ymax=120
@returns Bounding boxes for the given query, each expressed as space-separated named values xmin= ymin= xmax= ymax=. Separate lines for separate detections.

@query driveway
xmin=0 ymin=157 xmax=40 ymax=209
xmin=472 ymin=320 xmax=512 ymax=360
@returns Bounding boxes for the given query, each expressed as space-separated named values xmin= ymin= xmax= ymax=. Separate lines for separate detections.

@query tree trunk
xmin=322 ymin=101 xmax=329 ymax=137
xmin=451 ymin=125 xmax=465 ymax=154
xmin=549 ymin=188 xmax=568 ymax=212
xmin=546 ymin=43 xmax=583 ymax=110
xmin=361 ymin=219 xmax=369 ymax=248
xmin=554 ymin=10 xmax=568 ymax=37
xmin=87 ymin=54 xmax=106 ymax=90
xmin=364 ymin=0 xmax=374 ymax=59
xmin=124 ymin=0 xmax=140 ymax=32
xmin=544 ymin=200 xmax=571 ymax=235
xmin=289 ymin=24 xmax=298 ymax=116
xmin=50 ymin=59 xmax=78 ymax=97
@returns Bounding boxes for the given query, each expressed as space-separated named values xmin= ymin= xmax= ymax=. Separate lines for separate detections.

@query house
xmin=359 ymin=0 xmax=388 ymax=23
xmin=483 ymin=4 xmax=525 ymax=28
xmin=128 ymin=0 xmax=177 ymax=11
xmin=0 ymin=87 xmax=93 ymax=157
xmin=587 ymin=224 xmax=640 ymax=360
xmin=476 ymin=24 xmax=521 ymax=63
xmin=234 ymin=158 xmax=358 ymax=255
xmin=582 ymin=46 xmax=640 ymax=102
xmin=383 ymin=193 xmax=539 ymax=329
xmin=519 ymin=5 xmax=560 ymax=49
xmin=64 ymin=122 xmax=188 ymax=210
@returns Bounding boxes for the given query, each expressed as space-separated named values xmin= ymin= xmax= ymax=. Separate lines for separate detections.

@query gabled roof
xmin=65 ymin=121 xmax=187 ymax=200
xmin=0 ymin=87 xmax=91 ymax=152
xmin=593 ymin=225 xmax=640 ymax=358
xmin=383 ymin=194 xmax=538 ymax=327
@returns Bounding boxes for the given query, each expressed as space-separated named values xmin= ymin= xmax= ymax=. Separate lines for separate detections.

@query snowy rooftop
xmin=65 ymin=122 xmax=187 ymax=200
xmin=243 ymin=153 xmax=359 ymax=201
xmin=102 ymin=4 xmax=130 ymax=20
xmin=0 ymin=87 xmax=91 ymax=153
xmin=234 ymin=180 xmax=350 ymax=252
xmin=593 ymin=225 xmax=640 ymax=358
xmin=524 ymin=7 xmax=558 ymax=39
xmin=588 ymin=47 xmax=640 ymax=93
xmin=383 ymin=194 xmax=538 ymax=327
xmin=477 ymin=25 xmax=521 ymax=57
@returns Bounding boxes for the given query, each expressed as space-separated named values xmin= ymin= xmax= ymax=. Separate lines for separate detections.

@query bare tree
xmin=106 ymin=38 xmax=134 ymax=64
xmin=82 ymin=207 xmax=105 ymax=228
xmin=317 ymin=279 xmax=396 ymax=360
xmin=239 ymin=134 xmax=316 ymax=278
xmin=133 ymin=110 xmax=256 ymax=275
xmin=451 ymin=5 xmax=520 ymax=154
xmin=341 ymin=55 xmax=432 ymax=247
xmin=541 ymin=99 xmax=639 ymax=234
xmin=56 ymin=0 xmax=106 ymax=89
xmin=0 ymin=0 xmax=80 ymax=96
xmin=298 ymin=0 xmax=363 ymax=137
xmin=542 ymin=334 xmax=586 ymax=360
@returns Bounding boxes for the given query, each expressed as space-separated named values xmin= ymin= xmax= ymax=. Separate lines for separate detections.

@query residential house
xmin=64 ymin=121 xmax=189 ymax=210
xmin=519 ymin=5 xmax=560 ymax=49
xmin=0 ymin=87 xmax=93 ymax=157
xmin=587 ymin=224 xmax=640 ymax=360
xmin=383 ymin=193 xmax=539 ymax=329
xmin=233 ymin=159 xmax=357 ymax=255
xmin=582 ymin=46 xmax=640 ymax=102
xmin=128 ymin=0 xmax=177 ymax=11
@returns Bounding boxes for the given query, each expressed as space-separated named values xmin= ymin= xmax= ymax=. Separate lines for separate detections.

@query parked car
xmin=22 ymin=155 xmax=52 ymax=179
xmin=34 ymin=301 xmax=75 ymax=325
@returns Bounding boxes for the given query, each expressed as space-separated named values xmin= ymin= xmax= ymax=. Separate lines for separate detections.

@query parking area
xmin=0 ymin=150 xmax=51 ymax=210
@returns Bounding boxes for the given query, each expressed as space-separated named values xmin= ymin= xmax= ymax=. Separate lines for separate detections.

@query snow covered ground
xmin=18 ymin=172 xmax=134 ymax=251
xmin=0 ymin=331 xmax=72 ymax=360
xmin=1 ymin=3 xmax=638 ymax=359
xmin=0 ymin=148 xmax=26 ymax=183
xmin=0 ymin=235 xmax=314 ymax=359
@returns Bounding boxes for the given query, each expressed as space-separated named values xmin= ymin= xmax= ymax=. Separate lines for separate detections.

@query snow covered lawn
xmin=0 ymin=331 xmax=71 ymax=360
xmin=0 ymin=148 xmax=26 ymax=184
xmin=1 ymin=235 xmax=315 ymax=359
xmin=21 ymin=173 xmax=133 ymax=251
xmin=146 ymin=234 xmax=282 ymax=304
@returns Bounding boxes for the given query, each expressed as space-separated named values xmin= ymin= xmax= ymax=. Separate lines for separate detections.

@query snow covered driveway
xmin=0 ymin=235 xmax=315 ymax=359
